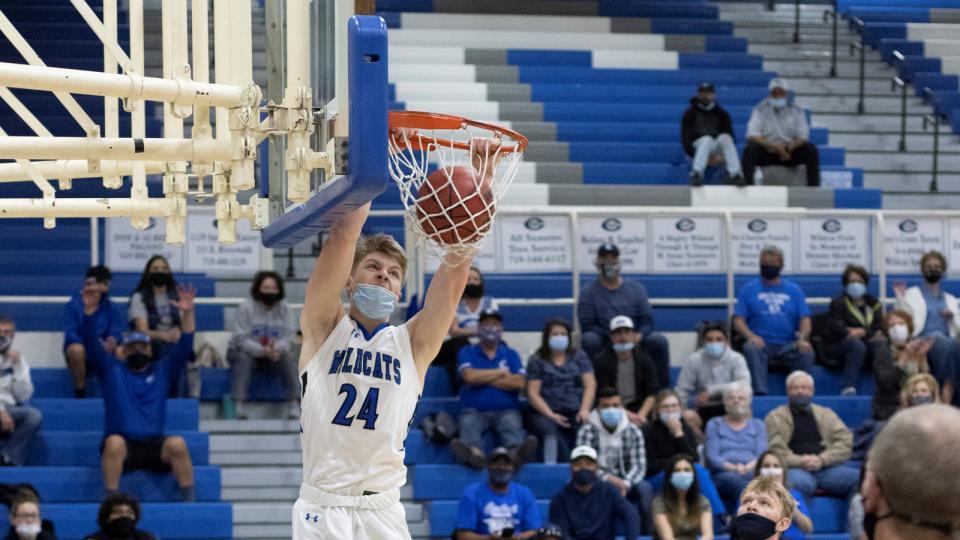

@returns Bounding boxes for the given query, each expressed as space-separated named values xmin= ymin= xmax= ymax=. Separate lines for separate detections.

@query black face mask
xmin=730 ymin=513 xmax=778 ymax=540
xmin=126 ymin=353 xmax=151 ymax=371
xmin=573 ymin=469 xmax=597 ymax=487
xmin=104 ymin=516 xmax=136 ymax=539
xmin=488 ymin=467 xmax=513 ymax=489
xmin=760 ymin=264 xmax=782 ymax=280
xmin=923 ymin=269 xmax=943 ymax=284
xmin=258 ymin=292 xmax=281 ymax=306
xmin=463 ymin=284 xmax=484 ymax=298
xmin=147 ymin=272 xmax=171 ymax=287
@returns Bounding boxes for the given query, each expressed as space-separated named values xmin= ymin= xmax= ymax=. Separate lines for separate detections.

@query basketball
xmin=416 ymin=167 xmax=495 ymax=245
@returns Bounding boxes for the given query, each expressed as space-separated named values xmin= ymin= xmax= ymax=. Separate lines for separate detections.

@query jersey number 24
xmin=331 ymin=383 xmax=380 ymax=430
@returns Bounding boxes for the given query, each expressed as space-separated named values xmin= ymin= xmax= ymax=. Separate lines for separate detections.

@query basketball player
xmin=293 ymin=138 xmax=501 ymax=539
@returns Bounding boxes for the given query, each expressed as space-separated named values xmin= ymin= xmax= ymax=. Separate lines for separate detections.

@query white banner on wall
xmin=106 ymin=218 xmax=185 ymax=272
xmin=577 ymin=216 xmax=648 ymax=273
xmin=498 ymin=215 xmax=572 ymax=272
xmin=730 ymin=217 xmax=795 ymax=274
xmin=883 ymin=217 xmax=946 ymax=273
xmin=947 ymin=219 xmax=960 ymax=272
xmin=106 ymin=209 xmax=264 ymax=276
xmin=650 ymin=216 xmax=723 ymax=273
xmin=797 ymin=217 xmax=870 ymax=273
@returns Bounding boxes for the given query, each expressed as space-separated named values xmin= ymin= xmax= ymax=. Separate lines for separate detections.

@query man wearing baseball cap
xmin=548 ymin=445 xmax=640 ymax=539
xmin=578 ymin=243 xmax=671 ymax=390
xmin=591 ymin=316 xmax=659 ymax=425
xmin=681 ymin=81 xmax=744 ymax=186
xmin=742 ymin=77 xmax=820 ymax=186
xmin=454 ymin=447 xmax=542 ymax=539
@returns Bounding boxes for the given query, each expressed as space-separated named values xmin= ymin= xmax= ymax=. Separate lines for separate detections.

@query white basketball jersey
xmin=300 ymin=314 xmax=421 ymax=495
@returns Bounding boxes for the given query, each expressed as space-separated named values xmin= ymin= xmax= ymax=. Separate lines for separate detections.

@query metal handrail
xmin=923 ymin=104 xmax=942 ymax=193
xmin=891 ymin=72 xmax=909 ymax=152
xmin=823 ymin=3 xmax=838 ymax=77
xmin=793 ymin=0 xmax=801 ymax=43
xmin=849 ymin=37 xmax=866 ymax=113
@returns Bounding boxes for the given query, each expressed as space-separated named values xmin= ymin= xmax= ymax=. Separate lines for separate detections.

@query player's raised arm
xmin=408 ymin=256 xmax=473 ymax=372
xmin=300 ymin=203 xmax=370 ymax=365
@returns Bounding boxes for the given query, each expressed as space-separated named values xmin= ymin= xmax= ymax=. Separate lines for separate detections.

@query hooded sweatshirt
xmin=575 ymin=409 xmax=646 ymax=486
xmin=228 ymin=298 xmax=298 ymax=357
xmin=681 ymin=97 xmax=735 ymax=155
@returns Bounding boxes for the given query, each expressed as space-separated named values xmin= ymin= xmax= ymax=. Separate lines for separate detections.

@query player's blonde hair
xmin=352 ymin=233 xmax=408 ymax=280
xmin=741 ymin=476 xmax=795 ymax=521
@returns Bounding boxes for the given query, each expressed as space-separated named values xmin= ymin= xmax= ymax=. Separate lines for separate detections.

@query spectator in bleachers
xmin=526 ymin=319 xmax=596 ymax=463
xmin=901 ymin=372 xmax=940 ymax=408
xmin=452 ymin=309 xmax=536 ymax=470
xmin=742 ymin=78 xmax=820 ymax=187
xmin=453 ymin=447 xmax=541 ymax=539
xmin=642 ymin=389 xmax=699 ymax=479
xmin=860 ymin=404 xmax=960 ymax=540
xmin=753 ymin=451 xmax=813 ymax=539
xmin=79 ymin=285 xmax=197 ymax=502
xmin=578 ymin=243 xmax=670 ymax=389
xmin=128 ymin=256 xmax=183 ymax=360
xmin=575 ymin=387 xmax=654 ymax=534
xmin=869 ymin=310 xmax=935 ymax=421
xmin=64 ymin=265 xmax=125 ymax=398
xmin=729 ymin=476 xmax=795 ymax=540
xmin=4 ymin=490 xmax=55 ymax=540
xmin=592 ymin=316 xmax=658 ymax=426
xmin=84 ymin=492 xmax=156 ymax=540
xmin=681 ymin=82 xmax=744 ymax=187
xmin=892 ymin=250 xmax=957 ymax=404
xmin=823 ymin=264 xmax=884 ymax=396
xmin=227 ymin=271 xmax=299 ymax=420
xmin=764 ymin=371 xmax=858 ymax=505
xmin=652 ymin=454 xmax=714 ymax=540
xmin=676 ymin=322 xmax=751 ymax=432
xmin=435 ymin=267 xmax=498 ymax=383
xmin=0 ymin=316 xmax=41 ymax=467
xmin=734 ymin=246 xmax=814 ymax=395
xmin=706 ymin=384 xmax=767 ymax=515
xmin=548 ymin=445 xmax=640 ymax=540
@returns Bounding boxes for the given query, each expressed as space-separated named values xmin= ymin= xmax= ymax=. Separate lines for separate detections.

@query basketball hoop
xmin=387 ymin=111 xmax=527 ymax=266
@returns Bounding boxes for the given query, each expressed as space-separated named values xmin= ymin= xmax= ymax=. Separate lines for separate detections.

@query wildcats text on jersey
xmin=327 ymin=346 xmax=402 ymax=385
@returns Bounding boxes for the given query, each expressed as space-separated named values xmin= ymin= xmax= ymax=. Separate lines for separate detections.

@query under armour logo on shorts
xmin=304 ymin=513 xmax=318 ymax=522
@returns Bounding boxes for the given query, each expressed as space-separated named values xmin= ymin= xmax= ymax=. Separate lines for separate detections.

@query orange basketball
xmin=416 ymin=167 xmax=495 ymax=245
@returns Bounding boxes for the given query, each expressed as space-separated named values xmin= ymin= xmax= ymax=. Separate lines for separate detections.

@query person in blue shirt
xmin=733 ymin=246 xmax=814 ymax=395
xmin=452 ymin=309 xmax=537 ymax=470
xmin=454 ymin=447 xmax=542 ymax=539
xmin=78 ymin=283 xmax=197 ymax=502
xmin=64 ymin=266 xmax=126 ymax=398
xmin=549 ymin=445 xmax=640 ymax=540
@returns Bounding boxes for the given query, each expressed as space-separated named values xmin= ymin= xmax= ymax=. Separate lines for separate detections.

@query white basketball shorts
xmin=292 ymin=483 xmax=411 ymax=540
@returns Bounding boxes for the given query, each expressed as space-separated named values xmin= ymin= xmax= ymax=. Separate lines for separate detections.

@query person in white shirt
xmin=0 ymin=316 xmax=42 ymax=466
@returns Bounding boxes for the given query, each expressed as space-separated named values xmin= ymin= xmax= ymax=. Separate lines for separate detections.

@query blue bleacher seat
xmin=26 ymin=431 xmax=209 ymax=467
xmin=43 ymin=502 xmax=232 ymax=540
xmin=27 ymin=398 xmax=198 ymax=431
xmin=0 ymin=466 xmax=220 ymax=502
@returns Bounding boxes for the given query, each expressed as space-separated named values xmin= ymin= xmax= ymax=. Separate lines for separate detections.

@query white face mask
xmin=889 ymin=323 xmax=909 ymax=345
xmin=16 ymin=523 xmax=41 ymax=539
xmin=760 ymin=466 xmax=783 ymax=479
xmin=769 ymin=97 xmax=787 ymax=108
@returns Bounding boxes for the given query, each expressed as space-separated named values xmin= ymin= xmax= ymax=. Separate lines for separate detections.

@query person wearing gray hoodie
xmin=228 ymin=272 xmax=299 ymax=419
xmin=575 ymin=387 xmax=655 ymax=534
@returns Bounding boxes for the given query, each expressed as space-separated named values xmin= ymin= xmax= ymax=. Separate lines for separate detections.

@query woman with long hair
xmin=652 ymin=454 xmax=713 ymax=540
xmin=525 ymin=319 xmax=596 ymax=462
xmin=128 ymin=255 xmax=182 ymax=358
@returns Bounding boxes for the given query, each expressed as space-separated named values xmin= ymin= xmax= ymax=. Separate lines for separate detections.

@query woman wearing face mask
xmin=83 ymin=492 xmax=156 ymax=540
xmin=652 ymin=454 xmax=713 ymax=540
xmin=526 ymin=319 xmax=596 ymax=463
xmin=227 ymin=271 xmax=299 ymax=420
xmin=705 ymin=384 xmax=767 ymax=515
xmin=893 ymin=250 xmax=958 ymax=404
xmin=4 ymin=491 xmax=55 ymax=540
xmin=752 ymin=451 xmax=812 ymax=539
xmin=128 ymin=255 xmax=182 ymax=360
xmin=433 ymin=267 xmax=499 ymax=384
xmin=900 ymin=372 xmax=940 ymax=408
xmin=869 ymin=310 xmax=935 ymax=421
xmin=642 ymin=390 xmax=701 ymax=478
xmin=824 ymin=265 xmax=884 ymax=396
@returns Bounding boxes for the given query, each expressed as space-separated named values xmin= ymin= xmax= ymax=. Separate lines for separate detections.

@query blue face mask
xmin=351 ymin=283 xmax=397 ymax=320
xmin=600 ymin=407 xmax=622 ymax=427
xmin=478 ymin=325 xmax=502 ymax=345
xmin=705 ymin=342 xmax=726 ymax=358
xmin=846 ymin=282 xmax=866 ymax=299
xmin=612 ymin=341 xmax=634 ymax=353
xmin=548 ymin=335 xmax=569 ymax=352
xmin=769 ymin=97 xmax=787 ymax=108
xmin=670 ymin=471 xmax=695 ymax=491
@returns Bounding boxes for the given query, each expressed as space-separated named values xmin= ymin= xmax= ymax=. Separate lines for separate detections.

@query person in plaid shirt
xmin=576 ymin=387 xmax=655 ymax=534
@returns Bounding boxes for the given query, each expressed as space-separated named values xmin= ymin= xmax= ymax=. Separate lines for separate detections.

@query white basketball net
xmin=388 ymin=115 xmax=525 ymax=266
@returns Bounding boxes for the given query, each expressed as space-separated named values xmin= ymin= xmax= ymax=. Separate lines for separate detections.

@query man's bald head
xmin=867 ymin=404 xmax=960 ymax=530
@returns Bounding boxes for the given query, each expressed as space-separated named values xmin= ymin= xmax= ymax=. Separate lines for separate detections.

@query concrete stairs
xmin=718 ymin=2 xmax=960 ymax=201
xmin=201 ymin=408 xmax=429 ymax=539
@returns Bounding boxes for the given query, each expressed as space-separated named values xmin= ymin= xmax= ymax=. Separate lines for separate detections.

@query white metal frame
xmin=0 ymin=0 xmax=353 ymax=244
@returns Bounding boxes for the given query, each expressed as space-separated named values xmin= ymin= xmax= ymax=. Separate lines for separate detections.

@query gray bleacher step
xmin=846 ymin=151 xmax=960 ymax=172
xmin=211 ymin=433 xmax=301 ymax=452
xmin=885 ymin=192 xmax=960 ymax=207
xmin=867 ymin=172 xmax=960 ymax=192
xmin=829 ymin=132 xmax=960 ymax=153
xmin=213 ymin=450 xmax=302 ymax=465
xmin=200 ymin=401 xmax=302 ymax=420
xmin=796 ymin=95 xmax=933 ymax=114
xmin=764 ymin=59 xmax=894 ymax=79
xmin=222 ymin=466 xmax=302 ymax=486
xmin=202 ymin=418 xmax=300 ymax=434
xmin=812 ymin=113 xmax=955 ymax=133
xmin=234 ymin=523 xmax=291 ymax=540
xmin=748 ymin=43 xmax=878 ymax=58
xmin=790 ymin=78 xmax=916 ymax=95
xmin=223 ymin=486 xmax=300 ymax=501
